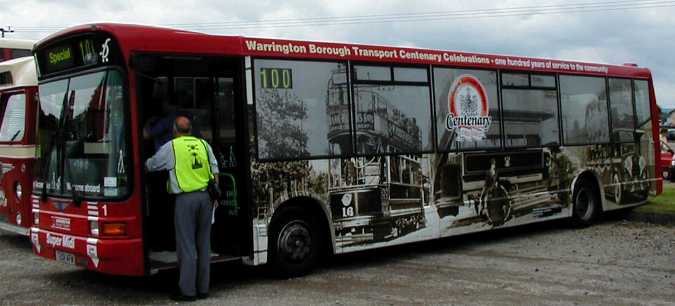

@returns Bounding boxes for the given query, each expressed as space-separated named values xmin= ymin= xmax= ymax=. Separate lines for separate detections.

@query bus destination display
xmin=38 ymin=35 xmax=119 ymax=76
xmin=46 ymin=44 xmax=75 ymax=72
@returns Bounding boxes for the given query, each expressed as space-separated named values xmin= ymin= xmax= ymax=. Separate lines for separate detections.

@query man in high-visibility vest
xmin=146 ymin=116 xmax=219 ymax=301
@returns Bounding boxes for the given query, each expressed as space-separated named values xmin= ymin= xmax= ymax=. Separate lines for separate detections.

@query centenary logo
xmin=445 ymin=74 xmax=492 ymax=141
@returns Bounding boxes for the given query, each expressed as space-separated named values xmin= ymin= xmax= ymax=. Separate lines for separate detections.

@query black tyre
xmin=571 ymin=179 xmax=601 ymax=227
xmin=269 ymin=206 xmax=321 ymax=278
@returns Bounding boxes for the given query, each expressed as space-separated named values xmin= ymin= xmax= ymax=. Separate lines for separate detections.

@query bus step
xmin=149 ymin=251 xmax=241 ymax=274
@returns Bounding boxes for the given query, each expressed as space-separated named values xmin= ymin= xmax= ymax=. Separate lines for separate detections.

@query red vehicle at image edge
xmin=659 ymin=140 xmax=674 ymax=180
xmin=29 ymin=24 xmax=662 ymax=277
xmin=0 ymin=56 xmax=38 ymax=235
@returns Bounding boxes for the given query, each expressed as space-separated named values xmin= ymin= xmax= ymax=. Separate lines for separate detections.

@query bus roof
xmin=36 ymin=23 xmax=652 ymax=79
xmin=0 ymin=38 xmax=34 ymax=50
xmin=0 ymin=56 xmax=37 ymax=90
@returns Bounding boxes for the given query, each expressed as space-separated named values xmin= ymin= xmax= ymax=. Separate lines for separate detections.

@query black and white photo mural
xmin=250 ymin=59 xmax=653 ymax=254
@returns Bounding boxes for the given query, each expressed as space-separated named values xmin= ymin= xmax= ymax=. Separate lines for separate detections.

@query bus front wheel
xmin=571 ymin=179 xmax=600 ymax=227
xmin=269 ymin=207 xmax=320 ymax=278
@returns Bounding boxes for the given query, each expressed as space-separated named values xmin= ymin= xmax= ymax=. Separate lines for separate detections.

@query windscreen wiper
xmin=64 ymin=158 xmax=84 ymax=207
xmin=10 ymin=130 xmax=21 ymax=142
xmin=39 ymin=130 xmax=61 ymax=202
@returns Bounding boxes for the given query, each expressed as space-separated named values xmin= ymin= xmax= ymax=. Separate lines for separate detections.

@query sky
xmin=2 ymin=0 xmax=674 ymax=108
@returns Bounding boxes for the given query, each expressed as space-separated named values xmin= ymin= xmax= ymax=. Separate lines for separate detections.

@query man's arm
xmin=146 ymin=141 xmax=175 ymax=172
xmin=204 ymin=142 xmax=219 ymax=182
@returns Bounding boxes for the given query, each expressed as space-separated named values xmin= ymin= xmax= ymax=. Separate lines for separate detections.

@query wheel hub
xmin=278 ymin=222 xmax=312 ymax=263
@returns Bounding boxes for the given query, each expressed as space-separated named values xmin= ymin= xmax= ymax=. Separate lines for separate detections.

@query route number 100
xmin=260 ymin=68 xmax=293 ymax=89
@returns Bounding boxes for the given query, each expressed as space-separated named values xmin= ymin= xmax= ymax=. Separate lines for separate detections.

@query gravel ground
xmin=0 ymin=214 xmax=673 ymax=306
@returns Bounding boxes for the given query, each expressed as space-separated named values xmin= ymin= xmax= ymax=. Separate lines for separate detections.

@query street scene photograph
xmin=0 ymin=0 xmax=674 ymax=305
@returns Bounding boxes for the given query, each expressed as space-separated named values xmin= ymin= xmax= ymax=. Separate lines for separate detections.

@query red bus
xmin=0 ymin=56 xmax=37 ymax=235
xmin=30 ymin=23 xmax=661 ymax=276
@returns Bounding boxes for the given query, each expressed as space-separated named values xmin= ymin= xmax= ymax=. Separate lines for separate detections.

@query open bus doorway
xmin=133 ymin=54 xmax=247 ymax=271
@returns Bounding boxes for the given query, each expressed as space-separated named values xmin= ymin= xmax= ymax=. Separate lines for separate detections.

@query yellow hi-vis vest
xmin=171 ymin=136 xmax=213 ymax=193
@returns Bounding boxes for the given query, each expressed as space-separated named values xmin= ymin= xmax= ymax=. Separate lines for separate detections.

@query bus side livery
xmin=30 ymin=24 xmax=660 ymax=276
xmin=0 ymin=56 xmax=38 ymax=235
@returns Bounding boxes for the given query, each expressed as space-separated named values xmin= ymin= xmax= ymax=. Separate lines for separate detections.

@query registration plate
xmin=55 ymin=250 xmax=75 ymax=265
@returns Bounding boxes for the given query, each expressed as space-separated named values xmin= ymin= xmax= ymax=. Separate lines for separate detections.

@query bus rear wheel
xmin=270 ymin=207 xmax=320 ymax=278
xmin=571 ymin=179 xmax=600 ymax=227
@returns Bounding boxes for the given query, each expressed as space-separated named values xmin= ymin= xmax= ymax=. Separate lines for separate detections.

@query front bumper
xmin=30 ymin=227 xmax=145 ymax=276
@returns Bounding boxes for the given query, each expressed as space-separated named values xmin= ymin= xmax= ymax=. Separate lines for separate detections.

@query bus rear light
xmin=102 ymin=223 xmax=126 ymax=236
xmin=90 ymin=221 xmax=99 ymax=236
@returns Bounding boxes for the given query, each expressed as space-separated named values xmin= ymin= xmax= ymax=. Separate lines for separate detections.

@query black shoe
xmin=170 ymin=293 xmax=196 ymax=302
xmin=197 ymin=292 xmax=209 ymax=299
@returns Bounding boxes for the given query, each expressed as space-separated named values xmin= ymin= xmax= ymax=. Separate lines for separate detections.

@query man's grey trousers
xmin=175 ymin=191 xmax=212 ymax=296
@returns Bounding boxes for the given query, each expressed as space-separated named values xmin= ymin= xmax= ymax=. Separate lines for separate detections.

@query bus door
xmin=209 ymin=76 xmax=248 ymax=257
xmin=173 ymin=74 xmax=248 ymax=257
xmin=134 ymin=54 xmax=249 ymax=266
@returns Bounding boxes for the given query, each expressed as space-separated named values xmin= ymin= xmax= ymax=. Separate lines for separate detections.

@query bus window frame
xmin=606 ymin=76 xmax=638 ymax=144
xmin=349 ymin=61 xmax=437 ymax=157
xmin=0 ymin=89 xmax=28 ymax=144
xmin=34 ymin=65 xmax=134 ymax=202
xmin=252 ymin=57 xmax=353 ymax=162
xmin=632 ymin=78 xmax=653 ymax=130
xmin=432 ymin=65 xmax=503 ymax=154
xmin=499 ymin=70 xmax=561 ymax=149
xmin=558 ymin=73 xmax=612 ymax=147
xmin=350 ymin=61 xmax=435 ymax=157
xmin=351 ymin=62 xmax=430 ymax=87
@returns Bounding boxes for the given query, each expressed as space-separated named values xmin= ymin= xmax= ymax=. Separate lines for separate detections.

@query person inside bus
xmin=143 ymin=105 xmax=205 ymax=252
xmin=144 ymin=110 xmax=202 ymax=151
xmin=145 ymin=116 xmax=219 ymax=301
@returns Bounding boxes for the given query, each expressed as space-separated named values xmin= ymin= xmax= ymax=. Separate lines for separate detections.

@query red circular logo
xmin=445 ymin=74 xmax=492 ymax=141
xmin=449 ymin=75 xmax=489 ymax=122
